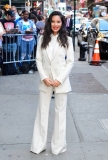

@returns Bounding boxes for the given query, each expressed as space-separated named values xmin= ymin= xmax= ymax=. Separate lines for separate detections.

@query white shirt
xmin=21 ymin=21 xmax=33 ymax=41
xmin=48 ymin=34 xmax=58 ymax=61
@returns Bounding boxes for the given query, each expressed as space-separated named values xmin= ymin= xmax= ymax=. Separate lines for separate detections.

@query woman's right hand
xmin=43 ymin=78 xmax=54 ymax=86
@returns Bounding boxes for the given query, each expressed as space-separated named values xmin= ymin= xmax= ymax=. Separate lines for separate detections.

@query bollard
xmin=78 ymin=41 xmax=88 ymax=61
xmin=88 ymin=45 xmax=93 ymax=63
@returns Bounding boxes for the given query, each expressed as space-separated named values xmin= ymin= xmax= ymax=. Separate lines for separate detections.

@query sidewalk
xmin=0 ymin=47 xmax=108 ymax=160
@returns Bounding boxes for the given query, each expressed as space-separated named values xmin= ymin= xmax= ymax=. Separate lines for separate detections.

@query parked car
xmin=87 ymin=18 xmax=108 ymax=45
xmin=79 ymin=8 xmax=88 ymax=15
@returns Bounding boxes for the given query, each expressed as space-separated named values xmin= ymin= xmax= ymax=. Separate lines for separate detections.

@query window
xmin=99 ymin=20 xmax=108 ymax=31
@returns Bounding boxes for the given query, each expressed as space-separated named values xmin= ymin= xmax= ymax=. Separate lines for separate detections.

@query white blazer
xmin=36 ymin=35 xmax=74 ymax=93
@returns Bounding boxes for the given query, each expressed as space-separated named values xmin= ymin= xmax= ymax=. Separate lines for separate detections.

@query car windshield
xmin=99 ymin=20 xmax=108 ymax=31
xmin=81 ymin=8 xmax=88 ymax=11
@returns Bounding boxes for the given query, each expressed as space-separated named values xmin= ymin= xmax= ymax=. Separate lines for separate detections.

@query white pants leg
xmin=30 ymin=88 xmax=53 ymax=154
xmin=51 ymin=93 xmax=67 ymax=155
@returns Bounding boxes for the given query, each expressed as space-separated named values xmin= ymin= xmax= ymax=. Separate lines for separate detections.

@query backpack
xmin=2 ymin=63 xmax=17 ymax=75
xmin=19 ymin=62 xmax=30 ymax=74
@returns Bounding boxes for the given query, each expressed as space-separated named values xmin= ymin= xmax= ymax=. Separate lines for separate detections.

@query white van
xmin=79 ymin=8 xmax=88 ymax=14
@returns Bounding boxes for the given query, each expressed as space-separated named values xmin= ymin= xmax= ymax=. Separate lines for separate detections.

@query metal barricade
xmin=2 ymin=33 xmax=37 ymax=64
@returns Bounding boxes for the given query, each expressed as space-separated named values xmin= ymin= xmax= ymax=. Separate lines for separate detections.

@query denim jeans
xmin=19 ymin=39 xmax=35 ymax=63
xmin=3 ymin=43 xmax=17 ymax=67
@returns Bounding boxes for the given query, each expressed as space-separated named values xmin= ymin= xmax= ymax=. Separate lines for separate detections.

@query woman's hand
xmin=43 ymin=78 xmax=54 ymax=86
xmin=53 ymin=80 xmax=61 ymax=87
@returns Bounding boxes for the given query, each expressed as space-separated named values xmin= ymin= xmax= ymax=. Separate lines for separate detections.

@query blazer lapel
xmin=51 ymin=41 xmax=60 ymax=61
xmin=45 ymin=46 xmax=51 ymax=62
xmin=45 ymin=41 xmax=59 ymax=61
xmin=45 ymin=35 xmax=60 ymax=62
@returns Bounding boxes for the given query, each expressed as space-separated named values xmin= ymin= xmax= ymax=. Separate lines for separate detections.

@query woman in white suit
xmin=31 ymin=11 xmax=74 ymax=155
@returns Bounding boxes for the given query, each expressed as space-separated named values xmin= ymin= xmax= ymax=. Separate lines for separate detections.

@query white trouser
xmin=30 ymin=87 xmax=67 ymax=155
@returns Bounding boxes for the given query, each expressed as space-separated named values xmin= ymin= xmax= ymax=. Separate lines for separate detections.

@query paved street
xmin=0 ymin=47 xmax=108 ymax=160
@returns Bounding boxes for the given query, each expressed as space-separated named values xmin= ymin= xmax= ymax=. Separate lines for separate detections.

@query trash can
xmin=88 ymin=45 xmax=94 ymax=63
xmin=78 ymin=41 xmax=88 ymax=61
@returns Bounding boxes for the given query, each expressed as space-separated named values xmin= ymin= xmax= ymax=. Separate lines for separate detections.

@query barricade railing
xmin=1 ymin=33 xmax=37 ymax=64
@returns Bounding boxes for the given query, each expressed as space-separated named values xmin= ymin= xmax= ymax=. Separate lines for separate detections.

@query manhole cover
xmin=70 ymin=73 xmax=108 ymax=94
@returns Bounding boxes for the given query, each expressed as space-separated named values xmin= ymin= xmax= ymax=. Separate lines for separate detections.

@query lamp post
xmin=73 ymin=0 xmax=76 ymax=51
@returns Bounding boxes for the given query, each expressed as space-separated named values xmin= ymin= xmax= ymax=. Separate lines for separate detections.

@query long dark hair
xmin=41 ymin=11 xmax=68 ymax=49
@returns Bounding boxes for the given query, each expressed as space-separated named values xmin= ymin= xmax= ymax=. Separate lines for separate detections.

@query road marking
xmin=99 ymin=119 xmax=108 ymax=134
xmin=102 ymin=65 xmax=108 ymax=72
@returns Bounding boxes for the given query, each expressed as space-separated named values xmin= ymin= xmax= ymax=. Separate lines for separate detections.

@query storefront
xmin=0 ymin=0 xmax=44 ymax=11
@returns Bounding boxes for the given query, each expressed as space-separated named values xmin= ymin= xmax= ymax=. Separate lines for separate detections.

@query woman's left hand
xmin=53 ymin=80 xmax=61 ymax=87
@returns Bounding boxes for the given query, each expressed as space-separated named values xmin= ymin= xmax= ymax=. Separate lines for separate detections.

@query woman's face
xmin=23 ymin=11 xmax=29 ymax=20
xmin=51 ymin=15 xmax=62 ymax=35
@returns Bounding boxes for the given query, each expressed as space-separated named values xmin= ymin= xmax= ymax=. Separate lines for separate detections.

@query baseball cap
xmin=7 ymin=10 xmax=15 ymax=17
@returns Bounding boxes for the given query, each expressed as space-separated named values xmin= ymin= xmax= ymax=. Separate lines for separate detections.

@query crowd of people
xmin=0 ymin=6 xmax=46 ymax=74
xmin=0 ymin=5 xmax=72 ymax=75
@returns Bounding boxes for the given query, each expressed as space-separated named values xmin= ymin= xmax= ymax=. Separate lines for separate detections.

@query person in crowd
xmin=30 ymin=7 xmax=36 ymax=13
xmin=0 ymin=10 xmax=22 ymax=74
xmin=88 ymin=9 xmax=92 ymax=18
xmin=29 ymin=13 xmax=37 ymax=24
xmin=29 ymin=13 xmax=38 ymax=71
xmin=0 ymin=10 xmax=16 ymax=51
xmin=15 ymin=10 xmax=24 ymax=24
xmin=3 ymin=4 xmax=11 ymax=12
xmin=37 ymin=9 xmax=41 ymax=15
xmin=30 ymin=8 xmax=34 ymax=13
xmin=17 ymin=10 xmax=36 ymax=66
xmin=66 ymin=14 xmax=73 ymax=36
xmin=30 ymin=11 xmax=74 ymax=155
xmin=30 ymin=8 xmax=37 ymax=17
xmin=11 ymin=6 xmax=20 ymax=22
xmin=36 ymin=15 xmax=45 ymax=35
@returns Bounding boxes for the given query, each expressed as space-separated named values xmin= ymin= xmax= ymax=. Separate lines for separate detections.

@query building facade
xmin=0 ymin=0 xmax=44 ymax=10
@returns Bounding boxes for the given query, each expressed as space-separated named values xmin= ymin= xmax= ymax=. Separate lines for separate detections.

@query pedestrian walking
xmin=30 ymin=11 xmax=74 ymax=155
xmin=66 ymin=15 xmax=73 ymax=36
